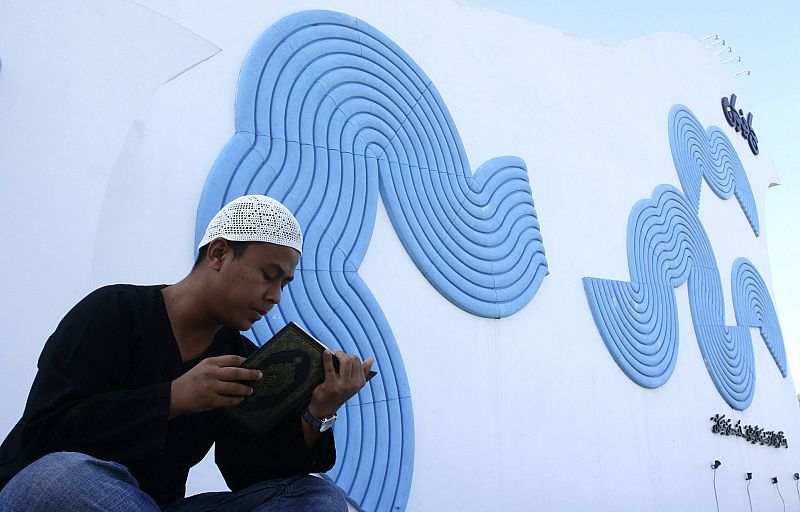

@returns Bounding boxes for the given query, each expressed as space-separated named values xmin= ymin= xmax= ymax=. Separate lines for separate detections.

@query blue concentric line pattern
xmin=583 ymin=105 xmax=785 ymax=410
xmin=583 ymin=185 xmax=756 ymax=409
xmin=669 ymin=105 xmax=759 ymax=236
xmin=195 ymin=10 xmax=548 ymax=511
xmin=732 ymin=258 xmax=787 ymax=376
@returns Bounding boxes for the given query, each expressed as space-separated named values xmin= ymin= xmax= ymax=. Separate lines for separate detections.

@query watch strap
xmin=303 ymin=409 xmax=337 ymax=431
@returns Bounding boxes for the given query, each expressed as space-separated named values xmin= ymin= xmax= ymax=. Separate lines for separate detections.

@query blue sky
xmin=472 ymin=0 xmax=800 ymax=391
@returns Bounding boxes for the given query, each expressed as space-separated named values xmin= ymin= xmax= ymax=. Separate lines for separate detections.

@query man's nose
xmin=263 ymin=281 xmax=282 ymax=304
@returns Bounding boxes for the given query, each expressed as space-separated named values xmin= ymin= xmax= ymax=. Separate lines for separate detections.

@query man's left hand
xmin=308 ymin=350 xmax=374 ymax=419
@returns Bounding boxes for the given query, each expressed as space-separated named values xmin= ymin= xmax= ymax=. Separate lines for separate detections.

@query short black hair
xmin=192 ymin=240 xmax=250 ymax=270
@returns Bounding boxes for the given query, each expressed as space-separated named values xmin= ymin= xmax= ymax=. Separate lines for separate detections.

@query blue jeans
xmin=0 ymin=452 xmax=347 ymax=511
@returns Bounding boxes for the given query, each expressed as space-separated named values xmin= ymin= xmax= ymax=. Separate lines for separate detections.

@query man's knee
xmin=13 ymin=451 xmax=133 ymax=486
xmin=0 ymin=451 xmax=154 ymax=512
xmin=286 ymin=475 xmax=348 ymax=511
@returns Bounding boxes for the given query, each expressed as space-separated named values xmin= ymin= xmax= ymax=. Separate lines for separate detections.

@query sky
xmin=470 ymin=0 xmax=800 ymax=390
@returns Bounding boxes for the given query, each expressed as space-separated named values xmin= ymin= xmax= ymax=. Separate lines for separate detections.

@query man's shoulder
xmin=40 ymin=285 xmax=169 ymax=365
xmin=75 ymin=283 xmax=165 ymax=309
xmin=84 ymin=283 xmax=165 ymax=299
xmin=54 ymin=284 xmax=167 ymax=333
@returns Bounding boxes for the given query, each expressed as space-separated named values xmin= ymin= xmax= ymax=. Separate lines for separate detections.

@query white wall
xmin=1 ymin=1 xmax=797 ymax=510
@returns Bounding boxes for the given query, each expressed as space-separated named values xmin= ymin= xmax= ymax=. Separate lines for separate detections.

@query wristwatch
xmin=303 ymin=409 xmax=337 ymax=432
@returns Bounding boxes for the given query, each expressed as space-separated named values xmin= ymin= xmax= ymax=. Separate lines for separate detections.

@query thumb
xmin=362 ymin=356 xmax=375 ymax=375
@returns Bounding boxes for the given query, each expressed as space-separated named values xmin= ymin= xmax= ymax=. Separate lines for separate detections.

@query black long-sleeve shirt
xmin=0 ymin=284 xmax=335 ymax=504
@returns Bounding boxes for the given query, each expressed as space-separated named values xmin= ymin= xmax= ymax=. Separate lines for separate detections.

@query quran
xmin=224 ymin=321 xmax=376 ymax=431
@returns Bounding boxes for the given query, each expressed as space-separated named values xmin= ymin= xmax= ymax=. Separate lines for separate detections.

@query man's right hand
xmin=169 ymin=355 xmax=262 ymax=419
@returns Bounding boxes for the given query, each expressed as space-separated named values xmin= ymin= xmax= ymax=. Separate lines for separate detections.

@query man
xmin=0 ymin=195 xmax=372 ymax=511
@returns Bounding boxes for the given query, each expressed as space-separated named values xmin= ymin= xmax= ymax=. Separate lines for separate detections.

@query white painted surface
xmin=1 ymin=1 xmax=797 ymax=510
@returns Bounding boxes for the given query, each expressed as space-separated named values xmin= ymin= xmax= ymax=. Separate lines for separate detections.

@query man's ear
xmin=206 ymin=238 xmax=229 ymax=271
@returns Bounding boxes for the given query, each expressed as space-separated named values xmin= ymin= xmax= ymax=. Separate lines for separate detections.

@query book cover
xmin=224 ymin=321 xmax=375 ymax=431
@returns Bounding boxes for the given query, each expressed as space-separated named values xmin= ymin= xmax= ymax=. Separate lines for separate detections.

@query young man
xmin=0 ymin=195 xmax=372 ymax=511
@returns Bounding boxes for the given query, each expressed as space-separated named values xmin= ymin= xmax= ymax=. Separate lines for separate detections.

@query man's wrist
xmin=303 ymin=409 xmax=337 ymax=432
xmin=307 ymin=402 xmax=336 ymax=419
xmin=168 ymin=381 xmax=185 ymax=419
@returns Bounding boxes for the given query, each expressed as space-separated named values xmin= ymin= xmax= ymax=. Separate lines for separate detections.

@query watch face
xmin=319 ymin=416 xmax=336 ymax=432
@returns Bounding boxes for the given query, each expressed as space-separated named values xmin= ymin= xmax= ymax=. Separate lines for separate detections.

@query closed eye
xmin=262 ymin=264 xmax=294 ymax=288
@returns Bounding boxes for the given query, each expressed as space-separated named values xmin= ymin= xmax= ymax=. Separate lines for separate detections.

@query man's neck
xmin=161 ymin=278 xmax=221 ymax=362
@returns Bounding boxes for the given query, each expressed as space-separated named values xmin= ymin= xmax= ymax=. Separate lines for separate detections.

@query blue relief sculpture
xmin=583 ymin=185 xmax=756 ymax=408
xmin=732 ymin=258 xmax=786 ymax=376
xmin=584 ymin=106 xmax=785 ymax=410
xmin=195 ymin=10 xmax=549 ymax=511
xmin=669 ymin=105 xmax=759 ymax=236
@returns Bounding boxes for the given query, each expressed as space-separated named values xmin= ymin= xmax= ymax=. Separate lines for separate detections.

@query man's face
xmin=214 ymin=241 xmax=300 ymax=330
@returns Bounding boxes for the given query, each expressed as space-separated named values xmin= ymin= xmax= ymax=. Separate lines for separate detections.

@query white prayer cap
xmin=197 ymin=195 xmax=303 ymax=254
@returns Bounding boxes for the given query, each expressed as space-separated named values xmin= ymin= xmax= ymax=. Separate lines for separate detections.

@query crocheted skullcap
xmin=197 ymin=195 xmax=303 ymax=254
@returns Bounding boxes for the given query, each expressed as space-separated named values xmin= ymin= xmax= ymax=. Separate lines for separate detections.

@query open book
xmin=224 ymin=321 xmax=377 ymax=431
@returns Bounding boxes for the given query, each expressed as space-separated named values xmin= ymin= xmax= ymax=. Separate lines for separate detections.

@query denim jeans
xmin=0 ymin=452 xmax=347 ymax=511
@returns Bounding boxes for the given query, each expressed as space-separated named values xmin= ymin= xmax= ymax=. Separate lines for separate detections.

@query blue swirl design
xmin=583 ymin=185 xmax=756 ymax=409
xmin=584 ymin=105 xmax=785 ymax=410
xmin=195 ymin=10 xmax=548 ymax=511
xmin=732 ymin=258 xmax=787 ymax=376
xmin=668 ymin=105 xmax=759 ymax=236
